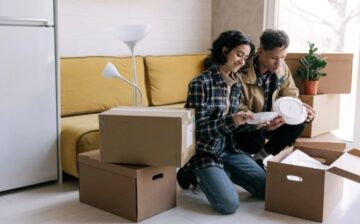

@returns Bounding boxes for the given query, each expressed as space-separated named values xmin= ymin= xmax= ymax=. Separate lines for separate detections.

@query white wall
xmin=58 ymin=0 xmax=212 ymax=57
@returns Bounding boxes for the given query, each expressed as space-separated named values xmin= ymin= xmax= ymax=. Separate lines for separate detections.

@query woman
xmin=177 ymin=30 xmax=266 ymax=214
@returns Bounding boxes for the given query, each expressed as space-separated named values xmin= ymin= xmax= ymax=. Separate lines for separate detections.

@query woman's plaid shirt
xmin=184 ymin=66 xmax=256 ymax=170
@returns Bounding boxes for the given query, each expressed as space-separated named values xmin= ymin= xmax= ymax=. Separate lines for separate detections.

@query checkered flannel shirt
xmin=254 ymin=57 xmax=277 ymax=112
xmin=184 ymin=66 xmax=256 ymax=170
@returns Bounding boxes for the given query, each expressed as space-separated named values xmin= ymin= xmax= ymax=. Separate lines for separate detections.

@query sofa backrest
xmin=145 ymin=53 xmax=208 ymax=106
xmin=61 ymin=56 xmax=149 ymax=117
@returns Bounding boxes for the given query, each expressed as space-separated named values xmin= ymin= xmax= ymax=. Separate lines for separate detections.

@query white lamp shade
xmin=113 ymin=24 xmax=151 ymax=42
xmin=113 ymin=24 xmax=151 ymax=52
xmin=102 ymin=62 xmax=121 ymax=79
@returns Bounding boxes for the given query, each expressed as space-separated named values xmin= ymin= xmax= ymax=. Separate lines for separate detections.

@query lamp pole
xmin=126 ymin=41 xmax=139 ymax=106
xmin=131 ymin=49 xmax=138 ymax=106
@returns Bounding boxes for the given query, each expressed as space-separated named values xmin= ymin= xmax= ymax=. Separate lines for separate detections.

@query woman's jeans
xmin=193 ymin=139 xmax=266 ymax=214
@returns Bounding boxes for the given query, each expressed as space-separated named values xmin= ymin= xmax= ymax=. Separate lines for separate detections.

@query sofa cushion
xmin=61 ymin=56 xmax=149 ymax=117
xmin=61 ymin=113 xmax=100 ymax=177
xmin=155 ymin=103 xmax=185 ymax=109
xmin=145 ymin=53 xmax=208 ymax=106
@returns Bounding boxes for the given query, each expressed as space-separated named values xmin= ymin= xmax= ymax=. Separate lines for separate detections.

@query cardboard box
xmin=265 ymin=146 xmax=360 ymax=222
xmin=78 ymin=150 xmax=176 ymax=222
xmin=295 ymin=132 xmax=347 ymax=152
xmin=286 ymin=53 xmax=353 ymax=94
xmin=99 ymin=107 xmax=195 ymax=166
xmin=299 ymin=94 xmax=340 ymax=137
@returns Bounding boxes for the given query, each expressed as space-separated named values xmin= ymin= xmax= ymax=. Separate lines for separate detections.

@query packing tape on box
xmin=111 ymin=107 xmax=192 ymax=119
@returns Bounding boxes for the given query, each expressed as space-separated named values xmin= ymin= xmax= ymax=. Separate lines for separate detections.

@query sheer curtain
xmin=354 ymin=44 xmax=360 ymax=148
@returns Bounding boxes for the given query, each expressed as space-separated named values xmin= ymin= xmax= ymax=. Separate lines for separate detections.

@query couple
xmin=178 ymin=29 xmax=316 ymax=214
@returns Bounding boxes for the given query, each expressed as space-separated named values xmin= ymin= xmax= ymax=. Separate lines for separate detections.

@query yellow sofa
xmin=60 ymin=53 xmax=208 ymax=177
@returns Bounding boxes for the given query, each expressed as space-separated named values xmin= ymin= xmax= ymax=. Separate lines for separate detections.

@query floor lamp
xmin=112 ymin=24 xmax=151 ymax=106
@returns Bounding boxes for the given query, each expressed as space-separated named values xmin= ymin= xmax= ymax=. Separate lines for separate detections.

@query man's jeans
xmin=235 ymin=123 xmax=305 ymax=156
xmin=193 ymin=139 xmax=266 ymax=214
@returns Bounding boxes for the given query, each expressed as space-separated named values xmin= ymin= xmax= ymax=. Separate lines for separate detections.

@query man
xmin=236 ymin=29 xmax=315 ymax=161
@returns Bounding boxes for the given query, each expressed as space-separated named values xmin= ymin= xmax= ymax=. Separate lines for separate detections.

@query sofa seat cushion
xmin=61 ymin=113 xmax=100 ymax=177
xmin=145 ymin=53 xmax=208 ymax=106
xmin=154 ymin=103 xmax=185 ymax=109
xmin=61 ymin=56 xmax=149 ymax=117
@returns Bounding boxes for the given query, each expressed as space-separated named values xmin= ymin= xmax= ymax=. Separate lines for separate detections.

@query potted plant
xmin=296 ymin=42 xmax=327 ymax=95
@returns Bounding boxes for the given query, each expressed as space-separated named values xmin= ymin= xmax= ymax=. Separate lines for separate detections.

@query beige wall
xmin=211 ymin=0 xmax=265 ymax=47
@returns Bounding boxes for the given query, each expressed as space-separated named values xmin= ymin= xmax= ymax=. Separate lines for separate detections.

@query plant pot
xmin=303 ymin=80 xmax=319 ymax=95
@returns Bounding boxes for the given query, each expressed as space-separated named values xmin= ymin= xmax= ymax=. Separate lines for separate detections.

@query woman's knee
xmin=213 ymin=196 xmax=239 ymax=214
xmin=194 ymin=166 xmax=240 ymax=214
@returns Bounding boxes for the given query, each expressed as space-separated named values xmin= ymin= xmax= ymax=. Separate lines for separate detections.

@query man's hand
xmin=303 ymin=103 xmax=315 ymax=123
xmin=263 ymin=115 xmax=285 ymax=131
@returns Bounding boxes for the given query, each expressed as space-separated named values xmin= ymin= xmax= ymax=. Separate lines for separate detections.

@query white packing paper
xmin=281 ymin=149 xmax=329 ymax=170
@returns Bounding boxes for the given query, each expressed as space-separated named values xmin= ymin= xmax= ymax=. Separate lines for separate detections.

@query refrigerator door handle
xmin=0 ymin=16 xmax=53 ymax=27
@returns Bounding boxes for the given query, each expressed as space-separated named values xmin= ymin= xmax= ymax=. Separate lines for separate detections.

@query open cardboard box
xmin=99 ymin=107 xmax=195 ymax=166
xmin=78 ymin=150 xmax=176 ymax=222
xmin=265 ymin=146 xmax=360 ymax=222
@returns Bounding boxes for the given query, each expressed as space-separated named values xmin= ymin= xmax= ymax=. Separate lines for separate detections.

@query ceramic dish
xmin=246 ymin=112 xmax=279 ymax=124
xmin=273 ymin=97 xmax=308 ymax=125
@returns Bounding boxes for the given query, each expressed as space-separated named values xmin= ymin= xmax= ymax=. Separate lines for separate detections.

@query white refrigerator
xmin=0 ymin=0 xmax=58 ymax=192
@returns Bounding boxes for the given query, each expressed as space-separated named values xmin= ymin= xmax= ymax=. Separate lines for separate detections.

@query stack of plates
xmin=272 ymin=97 xmax=307 ymax=125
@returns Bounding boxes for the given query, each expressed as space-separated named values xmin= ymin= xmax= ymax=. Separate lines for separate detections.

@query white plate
xmin=273 ymin=97 xmax=308 ymax=125
xmin=246 ymin=112 xmax=279 ymax=124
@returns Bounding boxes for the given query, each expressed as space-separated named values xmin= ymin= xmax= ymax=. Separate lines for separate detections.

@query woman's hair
xmin=209 ymin=30 xmax=255 ymax=73
xmin=260 ymin=29 xmax=289 ymax=51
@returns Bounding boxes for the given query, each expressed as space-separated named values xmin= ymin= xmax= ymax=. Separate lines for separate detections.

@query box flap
xmin=327 ymin=149 xmax=360 ymax=183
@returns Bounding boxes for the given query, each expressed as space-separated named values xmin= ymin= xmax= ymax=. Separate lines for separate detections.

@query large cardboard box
xmin=299 ymin=94 xmax=340 ymax=137
xmin=78 ymin=150 xmax=176 ymax=222
xmin=295 ymin=132 xmax=347 ymax=152
xmin=99 ymin=107 xmax=195 ymax=166
xmin=265 ymin=146 xmax=360 ymax=222
xmin=286 ymin=53 xmax=353 ymax=94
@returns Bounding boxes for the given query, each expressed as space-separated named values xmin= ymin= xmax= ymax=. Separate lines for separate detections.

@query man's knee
xmin=249 ymin=169 xmax=266 ymax=199
xmin=253 ymin=174 xmax=266 ymax=199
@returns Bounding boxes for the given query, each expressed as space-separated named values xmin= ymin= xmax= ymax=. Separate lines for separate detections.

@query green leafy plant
xmin=296 ymin=42 xmax=327 ymax=81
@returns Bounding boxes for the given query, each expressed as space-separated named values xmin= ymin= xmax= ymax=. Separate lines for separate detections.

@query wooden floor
xmin=0 ymin=175 xmax=359 ymax=224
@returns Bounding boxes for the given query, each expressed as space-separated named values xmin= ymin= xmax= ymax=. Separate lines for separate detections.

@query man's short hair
xmin=260 ymin=29 xmax=289 ymax=51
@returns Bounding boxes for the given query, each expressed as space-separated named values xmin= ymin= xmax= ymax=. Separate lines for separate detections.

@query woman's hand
xmin=232 ymin=111 xmax=254 ymax=126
